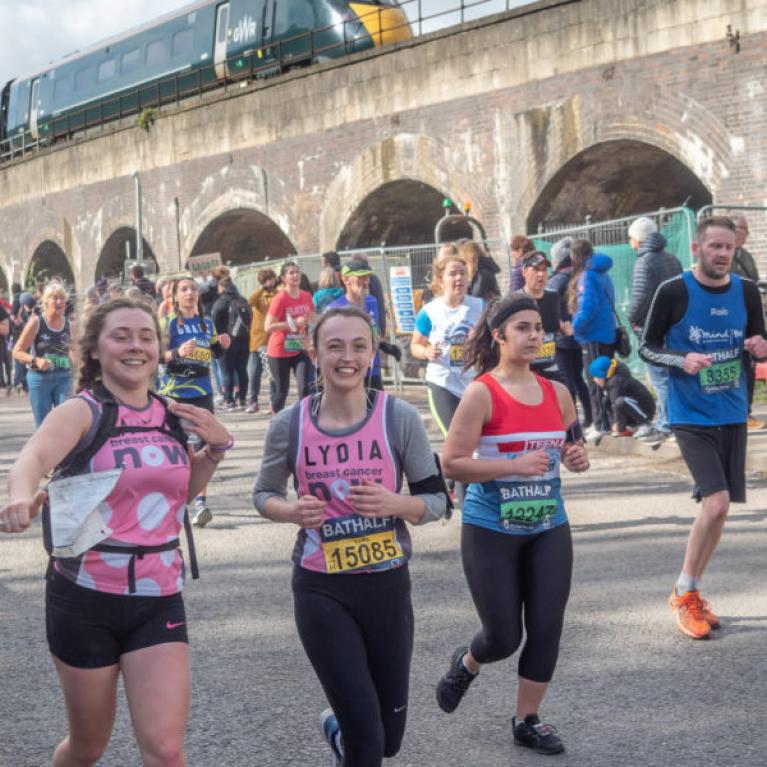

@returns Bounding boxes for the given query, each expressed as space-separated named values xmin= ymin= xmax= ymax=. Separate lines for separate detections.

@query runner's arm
xmin=7 ymin=398 xmax=92 ymax=503
xmin=639 ymin=278 xmax=689 ymax=369
xmin=743 ymin=280 xmax=767 ymax=360
xmin=390 ymin=399 xmax=448 ymax=524
xmin=253 ymin=409 xmax=296 ymax=518
xmin=12 ymin=315 xmax=41 ymax=365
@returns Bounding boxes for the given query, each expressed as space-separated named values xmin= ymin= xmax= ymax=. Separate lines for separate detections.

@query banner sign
xmin=389 ymin=265 xmax=416 ymax=333
xmin=187 ymin=252 xmax=222 ymax=275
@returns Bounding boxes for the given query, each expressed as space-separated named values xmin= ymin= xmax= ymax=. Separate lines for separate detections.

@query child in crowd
xmin=589 ymin=356 xmax=658 ymax=443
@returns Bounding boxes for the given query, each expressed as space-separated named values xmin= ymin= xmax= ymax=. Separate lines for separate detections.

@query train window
xmin=122 ymin=49 xmax=141 ymax=75
xmin=146 ymin=40 xmax=167 ymax=68
xmin=97 ymin=59 xmax=116 ymax=82
xmin=74 ymin=67 xmax=95 ymax=92
xmin=217 ymin=5 xmax=229 ymax=44
xmin=53 ymin=76 xmax=72 ymax=102
xmin=275 ymin=0 xmax=315 ymax=33
xmin=172 ymin=28 xmax=194 ymax=57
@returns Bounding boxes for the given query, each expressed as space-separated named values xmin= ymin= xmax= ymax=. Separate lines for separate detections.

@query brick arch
xmin=520 ymin=93 xmax=734 ymax=226
xmin=181 ymin=164 xmax=295 ymax=262
xmin=320 ymin=133 xmax=489 ymax=252
xmin=25 ymin=207 xmax=81 ymax=290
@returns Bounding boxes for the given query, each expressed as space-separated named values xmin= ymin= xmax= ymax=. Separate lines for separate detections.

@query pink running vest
xmin=290 ymin=392 xmax=411 ymax=574
xmin=54 ymin=391 xmax=192 ymax=596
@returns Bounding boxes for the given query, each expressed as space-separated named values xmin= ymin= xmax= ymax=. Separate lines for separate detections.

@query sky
xmin=0 ymin=0 xmax=531 ymax=86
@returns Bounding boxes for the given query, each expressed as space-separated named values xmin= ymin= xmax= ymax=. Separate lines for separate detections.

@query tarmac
xmin=2 ymin=388 xmax=767 ymax=767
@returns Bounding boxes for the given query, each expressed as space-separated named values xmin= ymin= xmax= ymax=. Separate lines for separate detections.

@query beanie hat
xmin=550 ymin=237 xmax=573 ymax=269
xmin=628 ymin=217 xmax=657 ymax=243
xmin=589 ymin=356 xmax=614 ymax=380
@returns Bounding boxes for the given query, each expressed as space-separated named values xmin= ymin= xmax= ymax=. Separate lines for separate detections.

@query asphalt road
xmin=1 ymin=390 xmax=766 ymax=767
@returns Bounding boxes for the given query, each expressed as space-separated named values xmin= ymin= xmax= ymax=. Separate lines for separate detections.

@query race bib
xmin=285 ymin=334 xmax=304 ymax=352
xmin=188 ymin=347 xmax=212 ymax=364
xmin=322 ymin=529 xmax=402 ymax=573
xmin=44 ymin=353 xmax=70 ymax=370
xmin=699 ymin=358 xmax=741 ymax=394
xmin=500 ymin=497 xmax=558 ymax=527
xmin=449 ymin=343 xmax=464 ymax=367
xmin=536 ymin=334 xmax=556 ymax=363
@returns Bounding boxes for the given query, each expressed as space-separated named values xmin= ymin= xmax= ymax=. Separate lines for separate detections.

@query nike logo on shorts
xmin=394 ymin=704 xmax=407 ymax=713
xmin=166 ymin=620 xmax=186 ymax=630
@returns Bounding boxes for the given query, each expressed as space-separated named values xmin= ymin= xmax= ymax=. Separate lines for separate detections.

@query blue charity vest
xmin=666 ymin=272 xmax=748 ymax=426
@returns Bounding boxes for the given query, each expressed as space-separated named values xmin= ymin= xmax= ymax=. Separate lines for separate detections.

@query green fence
xmin=532 ymin=206 xmax=696 ymax=376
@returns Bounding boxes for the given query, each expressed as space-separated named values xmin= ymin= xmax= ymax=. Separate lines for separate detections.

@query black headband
xmin=487 ymin=295 xmax=540 ymax=332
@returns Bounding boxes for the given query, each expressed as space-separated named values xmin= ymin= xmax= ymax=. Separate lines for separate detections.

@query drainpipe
xmin=133 ymin=171 xmax=143 ymax=266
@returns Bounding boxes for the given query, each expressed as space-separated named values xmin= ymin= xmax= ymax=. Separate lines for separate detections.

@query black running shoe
xmin=435 ymin=646 xmax=477 ymax=713
xmin=513 ymin=714 xmax=565 ymax=755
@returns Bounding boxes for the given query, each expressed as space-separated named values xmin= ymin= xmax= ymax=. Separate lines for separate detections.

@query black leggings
xmin=292 ymin=565 xmax=414 ymax=767
xmin=555 ymin=346 xmax=593 ymax=425
xmin=269 ymin=352 xmax=313 ymax=412
xmin=462 ymin=523 xmax=572 ymax=683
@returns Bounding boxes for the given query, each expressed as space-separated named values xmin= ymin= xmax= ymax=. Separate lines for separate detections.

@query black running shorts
xmin=46 ymin=570 xmax=188 ymax=669
xmin=673 ymin=423 xmax=747 ymax=502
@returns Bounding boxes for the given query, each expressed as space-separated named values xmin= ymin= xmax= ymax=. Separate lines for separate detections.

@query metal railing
xmin=232 ymin=237 xmax=510 ymax=386
xmin=0 ymin=0 xmax=577 ymax=163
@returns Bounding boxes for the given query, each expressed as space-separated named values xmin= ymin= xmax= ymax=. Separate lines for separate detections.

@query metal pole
xmin=133 ymin=171 xmax=144 ymax=266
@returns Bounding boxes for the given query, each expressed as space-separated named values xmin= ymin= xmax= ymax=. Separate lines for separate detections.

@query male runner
xmin=640 ymin=216 xmax=767 ymax=639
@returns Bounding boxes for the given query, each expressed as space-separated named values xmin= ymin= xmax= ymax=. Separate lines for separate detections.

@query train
xmin=0 ymin=0 xmax=412 ymax=156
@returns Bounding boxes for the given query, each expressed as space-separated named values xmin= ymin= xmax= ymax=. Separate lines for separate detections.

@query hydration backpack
xmin=42 ymin=383 xmax=199 ymax=592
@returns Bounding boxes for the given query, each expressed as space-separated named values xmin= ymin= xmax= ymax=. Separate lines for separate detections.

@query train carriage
xmin=0 ymin=0 xmax=411 ymax=158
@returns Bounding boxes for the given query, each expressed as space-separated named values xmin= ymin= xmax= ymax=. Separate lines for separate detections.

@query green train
xmin=0 ymin=0 xmax=411 ymax=156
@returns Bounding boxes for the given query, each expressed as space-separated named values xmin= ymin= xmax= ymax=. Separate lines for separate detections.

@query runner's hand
xmin=0 ymin=491 xmax=47 ymax=533
xmin=35 ymin=357 xmax=53 ymax=371
xmin=682 ymin=352 xmax=712 ymax=375
xmin=217 ymin=333 xmax=231 ymax=350
xmin=425 ymin=343 xmax=442 ymax=361
xmin=166 ymin=401 xmax=231 ymax=447
xmin=291 ymin=495 xmax=326 ymax=529
xmin=744 ymin=335 xmax=767 ymax=359
xmin=511 ymin=450 xmax=551 ymax=477
xmin=562 ymin=443 xmax=589 ymax=473
xmin=177 ymin=340 xmax=197 ymax=357
xmin=348 ymin=479 xmax=402 ymax=518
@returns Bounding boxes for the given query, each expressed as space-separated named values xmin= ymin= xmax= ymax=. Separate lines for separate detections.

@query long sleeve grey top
xmin=253 ymin=397 xmax=447 ymax=524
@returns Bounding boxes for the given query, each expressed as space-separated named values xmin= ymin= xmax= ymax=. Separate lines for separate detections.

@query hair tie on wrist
xmin=208 ymin=437 xmax=235 ymax=452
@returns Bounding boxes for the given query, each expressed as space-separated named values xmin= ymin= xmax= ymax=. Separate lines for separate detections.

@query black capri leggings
xmin=269 ymin=352 xmax=313 ymax=413
xmin=462 ymin=522 xmax=572 ymax=683
xmin=292 ymin=564 xmax=414 ymax=767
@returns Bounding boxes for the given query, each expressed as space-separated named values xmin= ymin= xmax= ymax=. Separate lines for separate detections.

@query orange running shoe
xmin=698 ymin=594 xmax=721 ymax=630
xmin=668 ymin=589 xmax=711 ymax=639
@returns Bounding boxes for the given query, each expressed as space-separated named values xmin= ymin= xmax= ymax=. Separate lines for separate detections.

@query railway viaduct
xmin=0 ymin=0 xmax=766 ymax=291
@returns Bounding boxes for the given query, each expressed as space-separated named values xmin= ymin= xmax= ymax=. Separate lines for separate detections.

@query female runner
xmin=254 ymin=305 xmax=448 ymax=766
xmin=0 ymin=296 xmax=232 ymax=766
xmin=410 ymin=254 xmax=483 ymax=506
xmin=13 ymin=280 xmax=77 ymax=427
xmin=159 ymin=275 xmax=230 ymax=526
xmin=435 ymin=294 xmax=588 ymax=755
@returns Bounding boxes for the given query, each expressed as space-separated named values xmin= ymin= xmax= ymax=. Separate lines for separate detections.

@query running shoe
xmin=668 ymin=589 xmax=711 ymax=639
xmin=245 ymin=402 xmax=259 ymax=414
xmin=636 ymin=428 xmax=666 ymax=446
xmin=436 ymin=645 xmax=478 ymax=713
xmin=698 ymin=594 xmax=721 ymax=629
xmin=747 ymin=415 xmax=766 ymax=430
xmin=611 ymin=428 xmax=635 ymax=438
xmin=513 ymin=714 xmax=565 ymax=755
xmin=584 ymin=426 xmax=607 ymax=446
xmin=319 ymin=708 xmax=344 ymax=766
xmin=191 ymin=497 xmax=213 ymax=528
xmin=633 ymin=423 xmax=653 ymax=440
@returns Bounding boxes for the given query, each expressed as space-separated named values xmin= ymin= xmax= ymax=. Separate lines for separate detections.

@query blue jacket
xmin=572 ymin=254 xmax=617 ymax=345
